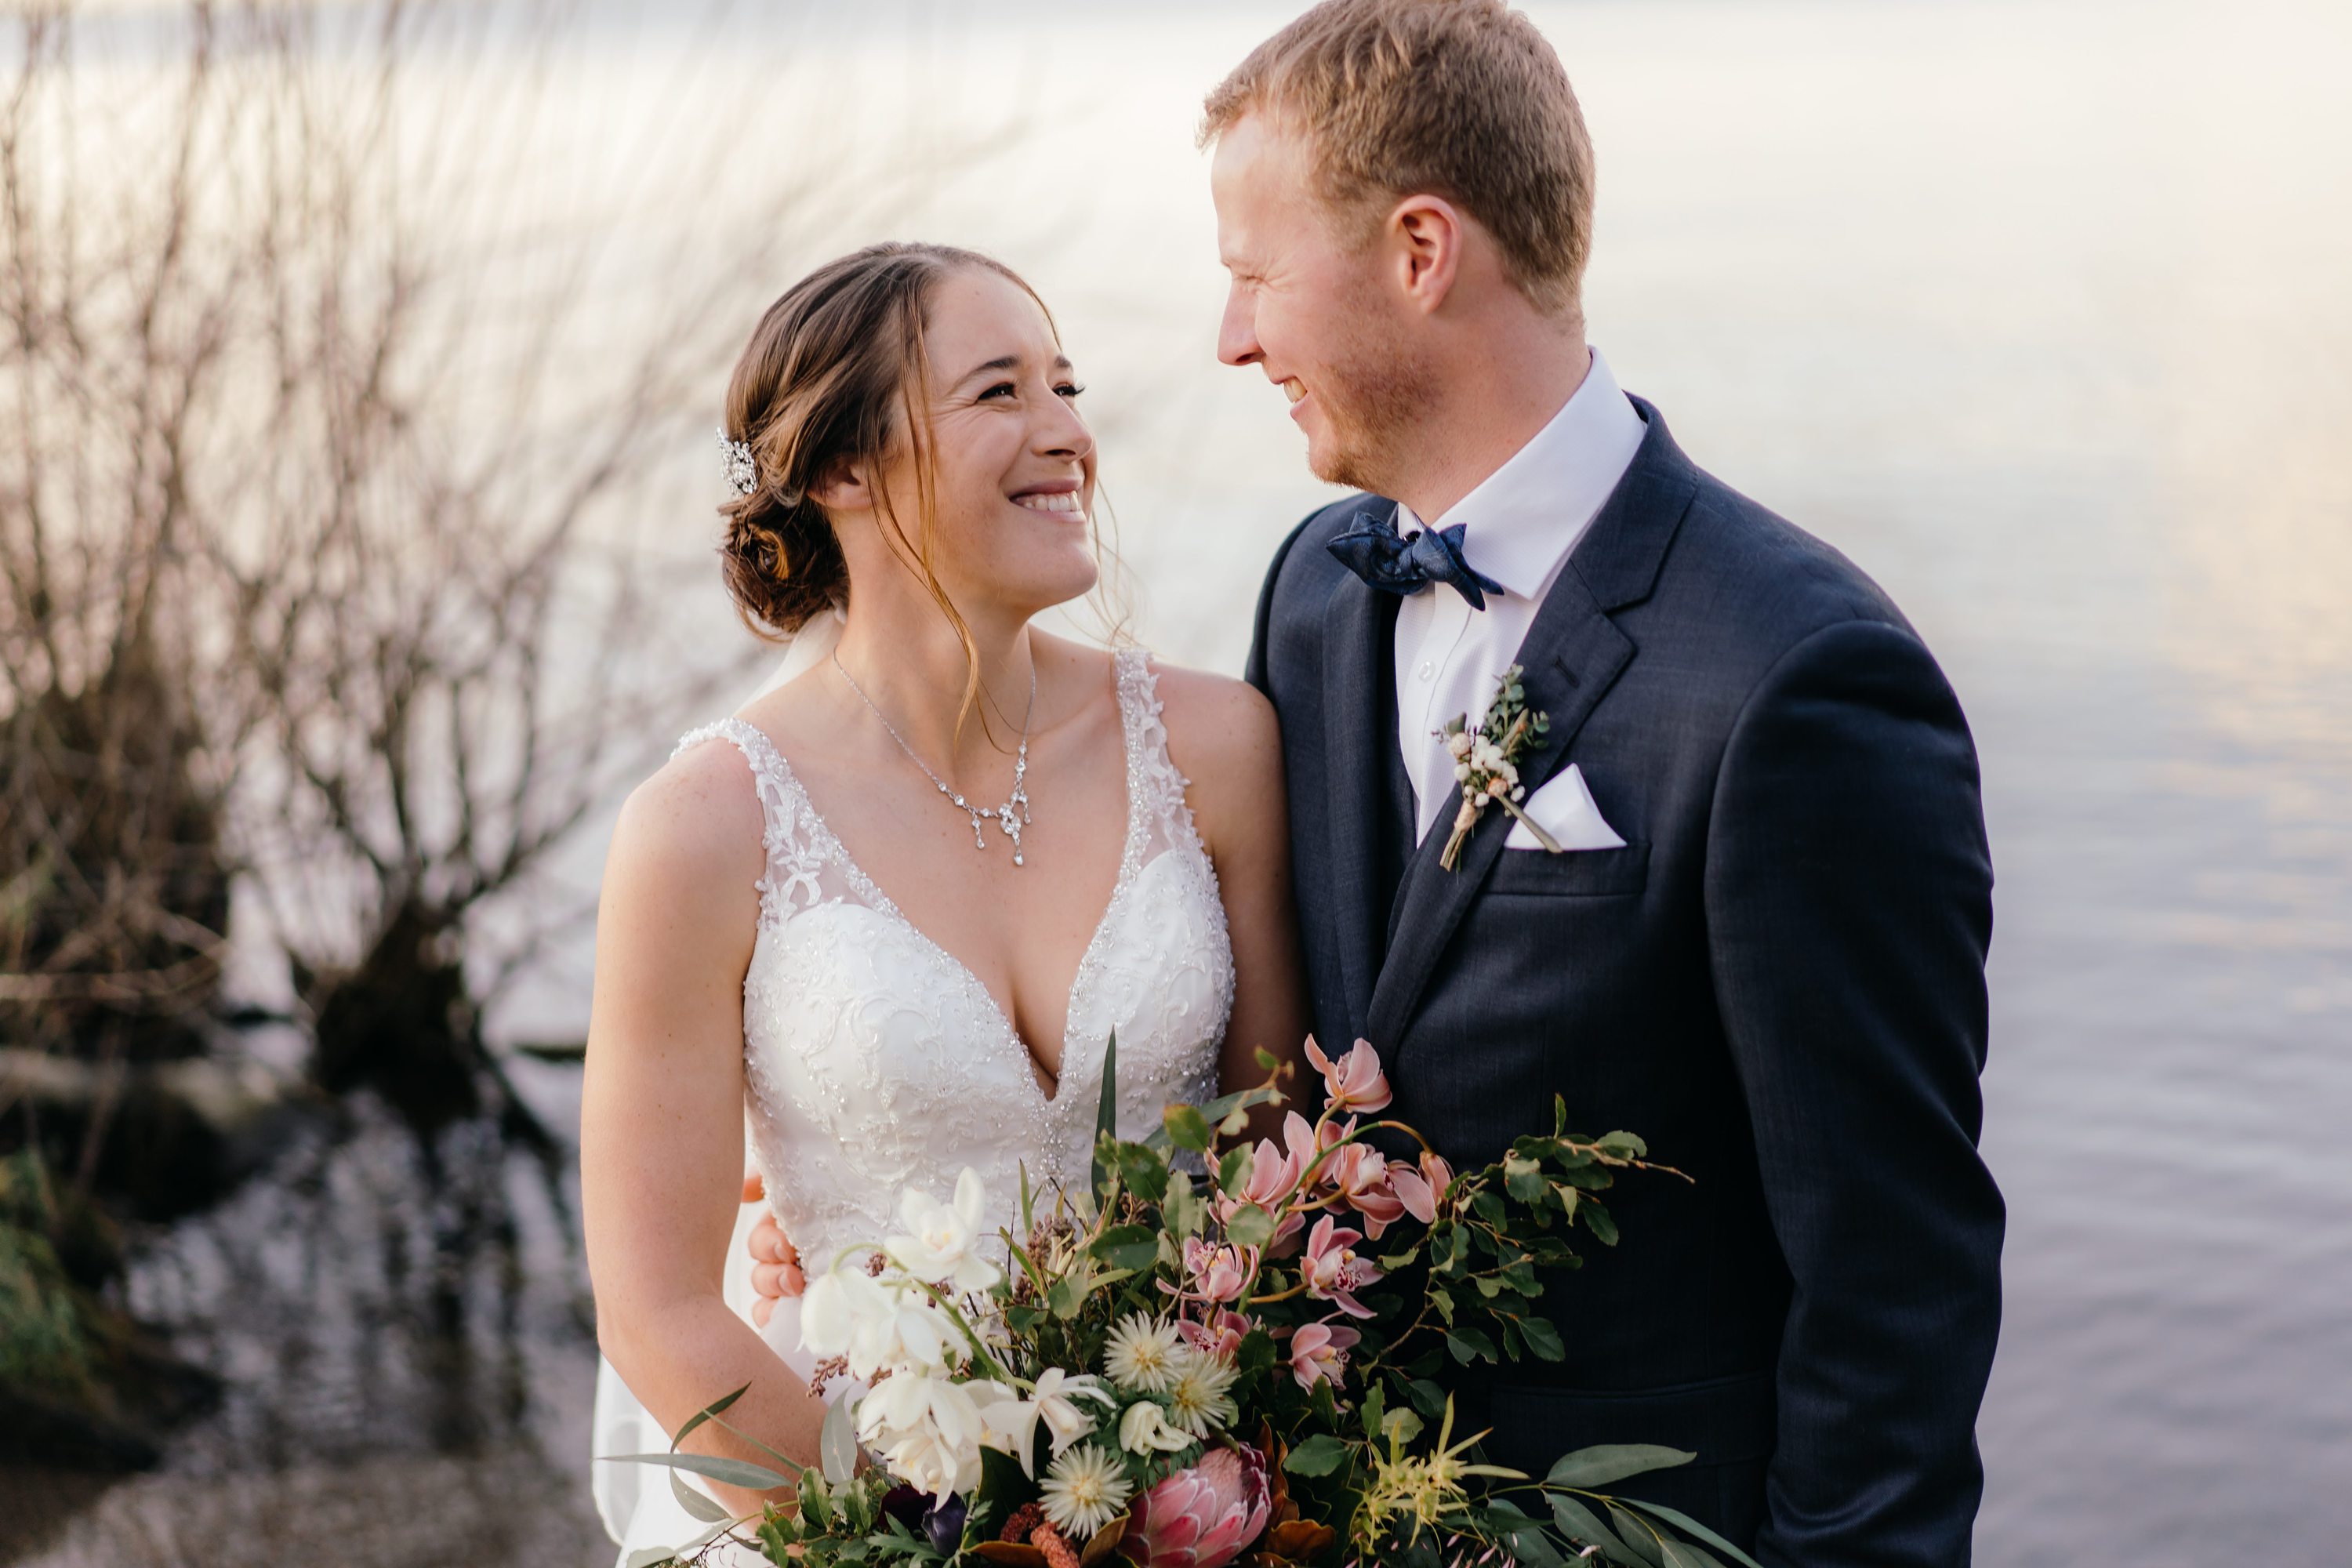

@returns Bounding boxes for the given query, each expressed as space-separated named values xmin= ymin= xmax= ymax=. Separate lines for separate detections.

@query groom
xmin=746 ymin=2 xmax=2004 ymax=1559
xmin=1212 ymin=2 xmax=2002 ymax=1563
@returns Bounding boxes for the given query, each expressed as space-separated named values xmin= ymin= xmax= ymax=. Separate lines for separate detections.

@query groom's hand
xmin=740 ymin=1171 xmax=804 ymax=1325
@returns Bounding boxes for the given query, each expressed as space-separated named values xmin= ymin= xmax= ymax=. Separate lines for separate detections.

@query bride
xmin=579 ymin=241 xmax=1308 ymax=1564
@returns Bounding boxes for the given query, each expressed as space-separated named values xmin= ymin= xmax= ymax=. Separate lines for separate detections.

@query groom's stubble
xmin=1302 ymin=265 xmax=1441 ymax=500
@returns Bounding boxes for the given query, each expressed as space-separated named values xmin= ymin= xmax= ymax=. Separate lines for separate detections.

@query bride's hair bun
xmin=716 ymin=241 xmax=1041 ymax=639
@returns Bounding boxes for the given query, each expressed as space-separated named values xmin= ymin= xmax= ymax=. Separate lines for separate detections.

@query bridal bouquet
xmin=622 ymin=1037 xmax=1759 ymax=1568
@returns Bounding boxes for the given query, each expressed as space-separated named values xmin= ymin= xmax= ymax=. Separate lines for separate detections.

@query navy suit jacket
xmin=1243 ymin=398 xmax=2004 ymax=1566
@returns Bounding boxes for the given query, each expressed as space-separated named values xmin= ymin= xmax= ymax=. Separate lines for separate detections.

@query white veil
xmin=590 ymin=601 xmax=846 ymax=1566
xmin=735 ymin=599 xmax=846 ymax=708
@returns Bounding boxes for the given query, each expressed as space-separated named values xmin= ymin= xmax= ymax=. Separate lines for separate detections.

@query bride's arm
xmin=581 ymin=747 xmax=824 ymax=1520
xmin=1158 ymin=666 xmax=1312 ymax=1144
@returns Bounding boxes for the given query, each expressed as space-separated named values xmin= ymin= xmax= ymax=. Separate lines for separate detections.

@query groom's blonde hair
xmin=1200 ymin=0 xmax=1595 ymax=316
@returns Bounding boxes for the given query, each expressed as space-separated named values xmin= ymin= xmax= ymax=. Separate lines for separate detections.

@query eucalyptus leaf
xmin=1545 ymin=1444 xmax=1696 ymax=1489
xmin=1660 ymin=1539 xmax=1728 ymax=1568
xmin=1549 ymin=1493 xmax=1632 ymax=1562
xmin=820 ymin=1395 xmax=858 ymax=1486
xmin=1508 ymin=1526 xmax=1568 ymax=1568
xmin=1606 ymin=1502 xmax=1666 ymax=1567
xmin=670 ymin=1467 xmax=733 ymax=1523
xmin=672 ymin=1382 xmax=750 ymax=1448
xmin=1617 ymin=1497 xmax=1766 ymax=1568
xmin=601 ymin=1451 xmax=796 ymax=1491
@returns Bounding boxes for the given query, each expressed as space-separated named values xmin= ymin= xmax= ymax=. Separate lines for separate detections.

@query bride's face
xmin=859 ymin=267 xmax=1101 ymax=620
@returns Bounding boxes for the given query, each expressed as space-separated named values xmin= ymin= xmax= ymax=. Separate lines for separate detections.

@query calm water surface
xmin=12 ymin=3 xmax=2349 ymax=1564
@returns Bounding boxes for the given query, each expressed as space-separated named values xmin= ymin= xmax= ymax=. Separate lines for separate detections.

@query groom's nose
xmin=1218 ymin=283 xmax=1262 ymax=368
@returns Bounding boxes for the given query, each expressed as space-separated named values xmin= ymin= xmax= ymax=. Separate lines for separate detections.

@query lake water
xmin=9 ymin=2 xmax=2350 ymax=1564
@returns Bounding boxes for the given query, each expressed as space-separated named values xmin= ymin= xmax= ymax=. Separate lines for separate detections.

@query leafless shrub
xmin=4 ymin=0 xmax=1022 ymax=1143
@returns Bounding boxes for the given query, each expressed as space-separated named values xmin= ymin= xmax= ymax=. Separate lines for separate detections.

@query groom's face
xmin=1210 ymin=114 xmax=1427 ymax=495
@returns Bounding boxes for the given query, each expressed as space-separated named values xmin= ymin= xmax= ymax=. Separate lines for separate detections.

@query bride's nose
xmin=1033 ymin=390 xmax=1094 ymax=465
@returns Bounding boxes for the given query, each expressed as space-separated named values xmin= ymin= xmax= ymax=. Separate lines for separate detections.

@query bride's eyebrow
xmin=952 ymin=353 xmax=1076 ymax=388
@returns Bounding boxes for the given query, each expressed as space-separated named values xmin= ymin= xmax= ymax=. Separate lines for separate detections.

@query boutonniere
xmin=1438 ymin=663 xmax=1561 ymax=870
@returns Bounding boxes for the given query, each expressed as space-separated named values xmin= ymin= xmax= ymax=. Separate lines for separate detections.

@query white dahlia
xmin=1104 ymin=1312 xmax=1185 ymax=1393
xmin=1039 ymin=1443 xmax=1133 ymax=1539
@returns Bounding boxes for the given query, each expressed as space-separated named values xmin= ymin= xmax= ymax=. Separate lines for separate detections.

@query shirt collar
xmin=1393 ymin=347 xmax=1646 ymax=601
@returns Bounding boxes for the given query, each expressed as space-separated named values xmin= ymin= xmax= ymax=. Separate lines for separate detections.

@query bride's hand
xmin=741 ymin=1171 xmax=804 ymax=1325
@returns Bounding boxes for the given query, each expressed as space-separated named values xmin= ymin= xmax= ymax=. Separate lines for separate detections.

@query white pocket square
xmin=1505 ymin=763 xmax=1627 ymax=851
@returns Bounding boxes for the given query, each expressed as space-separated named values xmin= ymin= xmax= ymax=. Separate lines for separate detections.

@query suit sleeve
xmin=1704 ymin=618 xmax=2004 ymax=1568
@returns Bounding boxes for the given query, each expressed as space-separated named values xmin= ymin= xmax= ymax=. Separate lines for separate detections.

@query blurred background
xmin=2 ymin=1 xmax=2346 ymax=1563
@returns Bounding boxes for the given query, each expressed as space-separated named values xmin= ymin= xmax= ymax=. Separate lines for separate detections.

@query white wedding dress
xmin=591 ymin=636 xmax=1236 ymax=1567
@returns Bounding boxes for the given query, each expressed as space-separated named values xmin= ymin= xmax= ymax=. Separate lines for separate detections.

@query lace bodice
xmin=671 ymin=648 xmax=1235 ymax=1285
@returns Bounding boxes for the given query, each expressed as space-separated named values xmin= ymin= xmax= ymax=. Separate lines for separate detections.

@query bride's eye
xmin=1058 ymin=382 xmax=1086 ymax=399
xmin=978 ymin=382 xmax=1017 ymax=401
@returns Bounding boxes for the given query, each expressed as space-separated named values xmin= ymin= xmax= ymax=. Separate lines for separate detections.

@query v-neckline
xmin=747 ymin=655 xmax=1145 ymax=1108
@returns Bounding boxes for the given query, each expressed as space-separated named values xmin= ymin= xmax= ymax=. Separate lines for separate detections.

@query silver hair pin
xmin=717 ymin=428 xmax=758 ymax=497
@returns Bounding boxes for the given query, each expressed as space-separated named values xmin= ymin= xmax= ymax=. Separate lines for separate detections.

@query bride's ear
xmin=808 ymin=460 xmax=873 ymax=517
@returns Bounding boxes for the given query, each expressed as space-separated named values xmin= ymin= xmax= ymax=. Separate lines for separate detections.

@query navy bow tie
xmin=1327 ymin=510 xmax=1505 ymax=610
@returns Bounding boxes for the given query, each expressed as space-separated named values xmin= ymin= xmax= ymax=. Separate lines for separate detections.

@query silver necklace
xmin=832 ymin=648 xmax=1036 ymax=866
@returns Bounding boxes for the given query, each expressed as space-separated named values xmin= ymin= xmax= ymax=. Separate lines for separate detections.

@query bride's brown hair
xmin=719 ymin=242 xmax=1115 ymax=736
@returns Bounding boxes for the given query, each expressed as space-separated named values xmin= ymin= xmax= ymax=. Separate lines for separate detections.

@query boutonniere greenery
xmin=1437 ymin=663 xmax=1559 ymax=870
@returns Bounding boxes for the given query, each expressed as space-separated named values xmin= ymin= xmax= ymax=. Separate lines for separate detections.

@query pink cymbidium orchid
xmin=1214 ymin=1135 xmax=1307 ymax=1254
xmin=1178 ymin=1308 xmax=1257 ymax=1362
xmin=1305 ymin=1036 xmax=1393 ymax=1115
xmin=1179 ymin=1237 xmax=1257 ymax=1305
xmin=1323 ymin=1140 xmax=1407 ymax=1239
xmin=1301 ymin=1214 xmax=1384 ymax=1319
xmin=1286 ymin=1319 xmax=1362 ymax=1391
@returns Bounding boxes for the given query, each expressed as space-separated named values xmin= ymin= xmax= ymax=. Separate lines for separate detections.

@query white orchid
xmin=884 ymin=1168 xmax=1003 ymax=1294
xmin=799 ymin=1262 xmax=958 ymax=1379
xmin=978 ymin=1368 xmax=1117 ymax=1477
xmin=856 ymin=1369 xmax=1006 ymax=1504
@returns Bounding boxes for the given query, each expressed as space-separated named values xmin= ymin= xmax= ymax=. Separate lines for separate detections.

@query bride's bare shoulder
xmin=1136 ymin=656 xmax=1283 ymax=836
xmin=604 ymin=731 xmax=768 ymax=912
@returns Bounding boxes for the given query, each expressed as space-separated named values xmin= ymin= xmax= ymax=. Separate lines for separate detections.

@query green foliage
xmin=0 ymin=1149 xmax=109 ymax=1399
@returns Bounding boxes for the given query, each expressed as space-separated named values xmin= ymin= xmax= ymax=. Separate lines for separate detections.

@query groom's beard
xmin=1308 ymin=332 xmax=1439 ymax=501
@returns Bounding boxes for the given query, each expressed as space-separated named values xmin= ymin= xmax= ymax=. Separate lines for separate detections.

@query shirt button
xmin=1417 ymin=662 xmax=1435 ymax=681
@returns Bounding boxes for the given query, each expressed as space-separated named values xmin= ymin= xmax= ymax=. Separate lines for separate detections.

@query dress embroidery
xmin=668 ymin=648 xmax=1236 ymax=1272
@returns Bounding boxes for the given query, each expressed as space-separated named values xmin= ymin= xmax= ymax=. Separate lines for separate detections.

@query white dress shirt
xmin=1392 ymin=347 xmax=1646 ymax=841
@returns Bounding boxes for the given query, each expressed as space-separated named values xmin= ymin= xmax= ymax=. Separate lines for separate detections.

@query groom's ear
xmin=1389 ymin=195 xmax=1465 ymax=315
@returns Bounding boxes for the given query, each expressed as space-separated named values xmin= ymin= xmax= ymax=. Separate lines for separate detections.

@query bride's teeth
xmin=1014 ymin=491 xmax=1083 ymax=514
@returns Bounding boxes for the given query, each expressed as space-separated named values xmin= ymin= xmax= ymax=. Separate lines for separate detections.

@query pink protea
xmin=1305 ymin=1036 xmax=1393 ymax=1115
xmin=1124 ymin=1443 xmax=1272 ymax=1568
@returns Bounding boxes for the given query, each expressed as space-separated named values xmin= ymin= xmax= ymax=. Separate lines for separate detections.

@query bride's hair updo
xmin=717 ymin=241 xmax=1048 ymax=640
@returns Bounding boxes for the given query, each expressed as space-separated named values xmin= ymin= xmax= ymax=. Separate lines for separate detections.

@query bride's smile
xmin=581 ymin=241 xmax=1306 ymax=1542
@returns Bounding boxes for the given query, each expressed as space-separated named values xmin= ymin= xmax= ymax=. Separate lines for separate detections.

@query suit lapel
xmin=1320 ymin=567 xmax=1403 ymax=1043
xmin=1363 ymin=398 xmax=1699 ymax=1047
